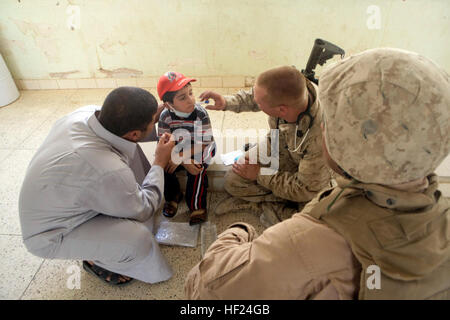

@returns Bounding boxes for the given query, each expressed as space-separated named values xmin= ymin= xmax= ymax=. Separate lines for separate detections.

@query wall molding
xmin=15 ymin=76 xmax=256 ymax=90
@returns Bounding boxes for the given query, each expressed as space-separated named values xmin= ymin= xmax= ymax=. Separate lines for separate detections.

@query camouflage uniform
xmin=185 ymin=48 xmax=450 ymax=299
xmin=220 ymin=79 xmax=334 ymax=225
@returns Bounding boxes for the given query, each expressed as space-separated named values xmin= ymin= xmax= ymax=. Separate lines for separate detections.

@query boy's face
xmin=170 ymin=84 xmax=196 ymax=114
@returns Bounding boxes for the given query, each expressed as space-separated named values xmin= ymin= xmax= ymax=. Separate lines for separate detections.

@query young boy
xmin=157 ymin=71 xmax=216 ymax=225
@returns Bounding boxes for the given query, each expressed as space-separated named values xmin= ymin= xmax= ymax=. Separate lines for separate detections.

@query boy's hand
xmin=165 ymin=159 xmax=179 ymax=174
xmin=154 ymin=133 xmax=175 ymax=168
xmin=199 ymin=91 xmax=226 ymax=111
xmin=182 ymin=161 xmax=203 ymax=176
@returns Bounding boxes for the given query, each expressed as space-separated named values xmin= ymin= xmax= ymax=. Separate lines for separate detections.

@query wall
xmin=0 ymin=0 xmax=449 ymax=89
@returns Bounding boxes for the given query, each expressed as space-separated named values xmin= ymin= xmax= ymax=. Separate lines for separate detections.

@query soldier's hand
xmin=154 ymin=133 xmax=175 ymax=168
xmin=232 ymin=158 xmax=261 ymax=181
xmin=199 ymin=91 xmax=226 ymax=111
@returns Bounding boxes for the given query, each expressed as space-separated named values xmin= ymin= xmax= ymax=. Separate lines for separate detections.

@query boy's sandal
xmin=82 ymin=261 xmax=134 ymax=286
xmin=189 ymin=209 xmax=207 ymax=225
xmin=163 ymin=193 xmax=183 ymax=218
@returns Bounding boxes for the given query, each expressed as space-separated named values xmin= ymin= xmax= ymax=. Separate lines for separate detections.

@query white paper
xmin=220 ymin=150 xmax=244 ymax=166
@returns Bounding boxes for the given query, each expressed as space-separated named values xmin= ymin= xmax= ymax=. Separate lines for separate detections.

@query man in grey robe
xmin=19 ymin=87 xmax=175 ymax=285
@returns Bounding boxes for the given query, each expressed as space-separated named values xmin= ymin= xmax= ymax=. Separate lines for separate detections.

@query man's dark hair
xmin=98 ymin=87 xmax=157 ymax=137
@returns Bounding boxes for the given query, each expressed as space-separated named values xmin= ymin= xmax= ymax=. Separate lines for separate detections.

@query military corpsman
xmin=185 ymin=48 xmax=450 ymax=299
xmin=200 ymin=66 xmax=334 ymax=226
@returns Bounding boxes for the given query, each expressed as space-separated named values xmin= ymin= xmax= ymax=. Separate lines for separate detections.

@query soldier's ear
xmin=278 ymin=105 xmax=289 ymax=117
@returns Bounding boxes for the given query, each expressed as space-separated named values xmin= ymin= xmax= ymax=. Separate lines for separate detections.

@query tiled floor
xmin=1 ymin=89 xmax=449 ymax=300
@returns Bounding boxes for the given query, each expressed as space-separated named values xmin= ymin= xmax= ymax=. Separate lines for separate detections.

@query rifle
xmin=301 ymin=38 xmax=345 ymax=85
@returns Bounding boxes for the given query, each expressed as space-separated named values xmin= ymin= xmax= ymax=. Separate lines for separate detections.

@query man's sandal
xmin=163 ymin=193 xmax=183 ymax=218
xmin=82 ymin=261 xmax=134 ymax=286
xmin=189 ymin=209 xmax=207 ymax=225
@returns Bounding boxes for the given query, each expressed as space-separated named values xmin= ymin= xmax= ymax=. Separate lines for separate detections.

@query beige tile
xmin=39 ymin=80 xmax=59 ymax=90
xmin=20 ymin=80 xmax=40 ymax=90
xmin=222 ymin=76 xmax=245 ymax=88
xmin=436 ymin=155 xmax=450 ymax=177
xmin=68 ymin=89 xmax=111 ymax=106
xmin=245 ymin=76 xmax=256 ymax=87
xmin=0 ymin=90 xmax=75 ymax=148
xmin=19 ymin=117 xmax=58 ymax=150
xmin=439 ymin=182 xmax=450 ymax=198
xmin=76 ymin=79 xmax=97 ymax=89
xmin=57 ymin=79 xmax=78 ymax=89
xmin=227 ymin=87 xmax=250 ymax=94
xmin=136 ymin=77 xmax=158 ymax=88
xmin=195 ymin=87 xmax=229 ymax=98
xmin=116 ymin=78 xmax=137 ymax=87
xmin=0 ymin=202 xmax=22 ymax=235
xmin=200 ymin=77 xmax=222 ymax=88
xmin=190 ymin=78 xmax=200 ymax=87
xmin=145 ymin=88 xmax=159 ymax=99
xmin=0 ymin=118 xmax=47 ymax=149
xmin=0 ymin=235 xmax=44 ymax=300
xmin=0 ymin=149 xmax=36 ymax=203
xmin=95 ymin=78 xmax=117 ymax=89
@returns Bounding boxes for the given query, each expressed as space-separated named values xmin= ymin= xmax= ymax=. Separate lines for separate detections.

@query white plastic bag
xmin=155 ymin=221 xmax=200 ymax=247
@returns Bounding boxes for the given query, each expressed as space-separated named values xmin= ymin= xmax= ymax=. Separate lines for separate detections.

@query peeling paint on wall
xmin=12 ymin=18 xmax=61 ymax=63
xmin=99 ymin=67 xmax=143 ymax=78
xmin=49 ymin=70 xmax=80 ymax=78
xmin=99 ymin=39 xmax=128 ymax=55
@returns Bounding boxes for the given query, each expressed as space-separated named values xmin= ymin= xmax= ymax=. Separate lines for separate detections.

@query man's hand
xmin=232 ymin=157 xmax=260 ymax=181
xmin=182 ymin=160 xmax=203 ymax=176
xmin=153 ymin=133 xmax=175 ymax=168
xmin=199 ymin=91 xmax=226 ymax=111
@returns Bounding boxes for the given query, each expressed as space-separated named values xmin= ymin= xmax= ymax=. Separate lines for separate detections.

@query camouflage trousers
xmin=224 ymin=169 xmax=303 ymax=223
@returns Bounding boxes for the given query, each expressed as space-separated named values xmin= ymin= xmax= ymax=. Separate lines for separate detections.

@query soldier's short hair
xmin=256 ymin=66 xmax=307 ymax=108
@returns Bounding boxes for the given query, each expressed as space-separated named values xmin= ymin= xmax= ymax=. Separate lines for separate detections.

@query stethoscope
xmin=276 ymin=100 xmax=314 ymax=153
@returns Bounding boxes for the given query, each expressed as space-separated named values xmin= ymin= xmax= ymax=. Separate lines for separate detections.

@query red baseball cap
xmin=157 ymin=71 xmax=197 ymax=100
